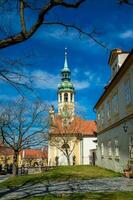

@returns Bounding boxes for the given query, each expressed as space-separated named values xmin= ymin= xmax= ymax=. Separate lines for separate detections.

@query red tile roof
xmin=0 ymin=142 xmax=13 ymax=156
xmin=20 ymin=149 xmax=48 ymax=159
xmin=0 ymin=141 xmax=48 ymax=158
xmin=50 ymin=115 xmax=97 ymax=137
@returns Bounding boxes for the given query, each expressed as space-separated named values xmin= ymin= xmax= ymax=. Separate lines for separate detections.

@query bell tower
xmin=58 ymin=48 xmax=75 ymax=116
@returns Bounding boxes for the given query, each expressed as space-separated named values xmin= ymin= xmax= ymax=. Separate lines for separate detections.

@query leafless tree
xmin=0 ymin=0 xmax=109 ymax=50
xmin=0 ymin=53 xmax=36 ymax=95
xmin=119 ymin=0 xmax=133 ymax=6
xmin=0 ymin=97 xmax=49 ymax=176
xmin=49 ymin=105 xmax=83 ymax=166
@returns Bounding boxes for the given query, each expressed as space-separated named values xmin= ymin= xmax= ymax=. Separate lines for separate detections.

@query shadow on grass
xmin=0 ymin=166 xmax=125 ymax=200
xmin=0 ymin=174 xmax=73 ymax=200
xmin=16 ymin=192 xmax=133 ymax=200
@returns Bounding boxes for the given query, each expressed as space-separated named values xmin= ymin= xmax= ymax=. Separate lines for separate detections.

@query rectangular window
xmin=112 ymin=94 xmax=118 ymax=114
xmin=101 ymin=109 xmax=104 ymax=125
xmin=124 ymin=79 xmax=132 ymax=105
xmin=106 ymin=101 xmax=111 ymax=120
xmin=129 ymin=136 xmax=133 ymax=159
xmin=114 ymin=139 xmax=119 ymax=157
xmin=101 ymin=143 xmax=104 ymax=157
xmin=108 ymin=140 xmax=112 ymax=157
xmin=97 ymin=112 xmax=101 ymax=125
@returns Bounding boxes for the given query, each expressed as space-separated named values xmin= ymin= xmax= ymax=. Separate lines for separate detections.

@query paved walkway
xmin=0 ymin=177 xmax=133 ymax=200
xmin=0 ymin=175 xmax=11 ymax=183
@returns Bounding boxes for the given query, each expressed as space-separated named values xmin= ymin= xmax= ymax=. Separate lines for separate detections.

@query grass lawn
xmin=19 ymin=192 xmax=133 ymax=200
xmin=0 ymin=165 xmax=122 ymax=189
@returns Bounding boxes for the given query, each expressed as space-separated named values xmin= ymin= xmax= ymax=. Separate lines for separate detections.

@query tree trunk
xmin=65 ymin=149 xmax=70 ymax=166
xmin=13 ymin=151 xmax=19 ymax=176
xmin=66 ymin=155 xmax=70 ymax=166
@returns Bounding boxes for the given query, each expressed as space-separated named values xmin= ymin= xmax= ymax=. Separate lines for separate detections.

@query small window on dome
xmin=64 ymin=93 xmax=68 ymax=102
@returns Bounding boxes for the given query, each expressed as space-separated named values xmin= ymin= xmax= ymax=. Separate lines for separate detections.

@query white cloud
xmin=31 ymin=70 xmax=90 ymax=90
xmin=31 ymin=70 xmax=60 ymax=90
xmin=84 ymin=71 xmax=95 ymax=82
xmin=73 ymin=80 xmax=90 ymax=90
xmin=73 ymin=68 xmax=79 ymax=75
xmin=36 ymin=26 xmax=78 ymax=41
xmin=35 ymin=26 xmax=98 ymax=52
xmin=84 ymin=71 xmax=91 ymax=76
xmin=119 ymin=30 xmax=133 ymax=39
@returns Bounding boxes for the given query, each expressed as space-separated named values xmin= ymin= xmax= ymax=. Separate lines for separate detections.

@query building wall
xmin=58 ymin=92 xmax=75 ymax=116
xmin=0 ymin=155 xmax=13 ymax=169
xmin=111 ymin=53 xmax=129 ymax=79
xmin=97 ymin=64 xmax=133 ymax=133
xmin=81 ymin=137 xmax=97 ymax=165
xmin=48 ymin=136 xmax=97 ymax=166
xmin=96 ymin=119 xmax=133 ymax=172
xmin=48 ymin=137 xmax=81 ymax=166
xmin=96 ymin=54 xmax=133 ymax=172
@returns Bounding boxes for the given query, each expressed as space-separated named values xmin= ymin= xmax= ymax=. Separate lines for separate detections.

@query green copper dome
xmin=58 ymin=48 xmax=75 ymax=93
xmin=58 ymin=81 xmax=74 ymax=92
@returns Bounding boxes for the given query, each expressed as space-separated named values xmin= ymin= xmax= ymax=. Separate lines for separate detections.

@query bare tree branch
xmin=0 ymin=0 xmax=85 ymax=49
xmin=43 ymin=21 xmax=110 ymax=50
xmin=0 ymin=98 xmax=49 ymax=175
xmin=20 ymin=0 xmax=27 ymax=34
xmin=119 ymin=0 xmax=133 ymax=6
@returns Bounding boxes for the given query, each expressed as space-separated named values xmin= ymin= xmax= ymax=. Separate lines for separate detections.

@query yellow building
xmin=48 ymin=49 xmax=97 ymax=166
xmin=0 ymin=142 xmax=14 ymax=172
xmin=19 ymin=149 xmax=48 ymax=167
xmin=0 ymin=142 xmax=48 ymax=173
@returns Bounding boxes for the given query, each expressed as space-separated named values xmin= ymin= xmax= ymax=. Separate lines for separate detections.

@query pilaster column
xmin=73 ymin=94 xmax=74 ymax=103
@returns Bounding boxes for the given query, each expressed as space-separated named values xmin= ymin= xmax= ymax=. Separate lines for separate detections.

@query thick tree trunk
xmin=13 ymin=151 xmax=19 ymax=176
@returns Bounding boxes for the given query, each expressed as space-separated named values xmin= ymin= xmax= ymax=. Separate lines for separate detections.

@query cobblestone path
xmin=0 ymin=177 xmax=133 ymax=200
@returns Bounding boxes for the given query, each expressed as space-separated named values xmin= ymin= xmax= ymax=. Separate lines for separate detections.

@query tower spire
xmin=64 ymin=47 xmax=69 ymax=70
xmin=58 ymin=48 xmax=75 ymax=116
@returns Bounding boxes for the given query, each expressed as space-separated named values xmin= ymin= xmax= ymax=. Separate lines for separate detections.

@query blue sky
xmin=0 ymin=0 xmax=133 ymax=119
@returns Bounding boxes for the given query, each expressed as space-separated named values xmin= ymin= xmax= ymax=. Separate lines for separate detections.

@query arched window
xmin=60 ymin=94 xmax=62 ymax=102
xmin=64 ymin=93 xmax=68 ymax=102
xmin=71 ymin=93 xmax=73 ymax=102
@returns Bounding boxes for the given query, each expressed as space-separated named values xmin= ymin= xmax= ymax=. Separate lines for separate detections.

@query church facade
xmin=48 ymin=49 xmax=97 ymax=166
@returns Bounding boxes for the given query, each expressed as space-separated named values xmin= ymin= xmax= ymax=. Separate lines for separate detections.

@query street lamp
xmin=123 ymin=122 xmax=128 ymax=133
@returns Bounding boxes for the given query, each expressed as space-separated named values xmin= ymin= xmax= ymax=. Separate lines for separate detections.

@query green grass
xmin=19 ymin=192 xmax=133 ymax=200
xmin=0 ymin=165 xmax=122 ymax=189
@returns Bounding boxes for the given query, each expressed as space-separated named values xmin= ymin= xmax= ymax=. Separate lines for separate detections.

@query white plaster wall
xmin=97 ymin=64 xmax=133 ymax=131
xmin=82 ymin=137 xmax=97 ymax=165
xmin=96 ymin=119 xmax=133 ymax=173
xmin=118 ymin=53 xmax=129 ymax=67
xmin=96 ymin=60 xmax=133 ymax=173
xmin=48 ymin=140 xmax=74 ymax=166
